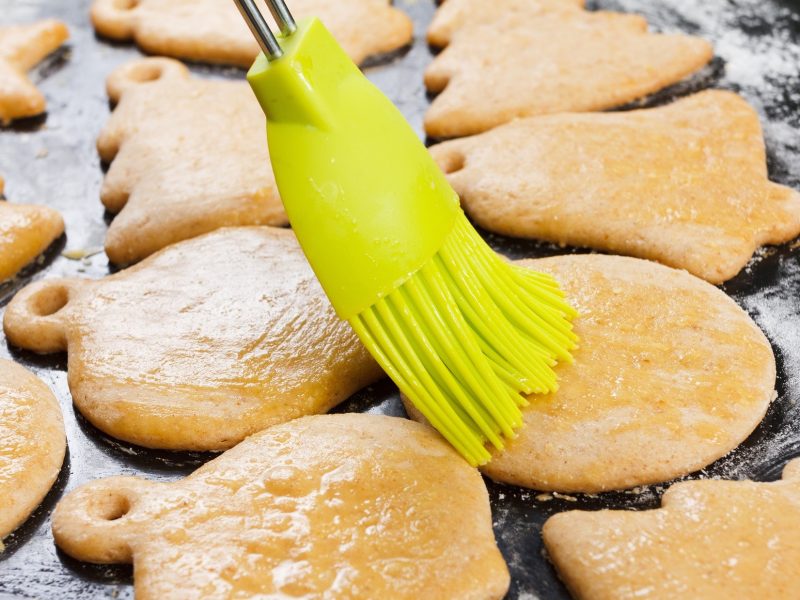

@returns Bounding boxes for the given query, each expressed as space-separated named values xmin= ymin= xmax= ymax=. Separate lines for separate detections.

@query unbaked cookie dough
xmin=98 ymin=58 xmax=287 ymax=265
xmin=90 ymin=0 xmax=412 ymax=67
xmin=543 ymin=458 xmax=800 ymax=599
xmin=424 ymin=0 xmax=712 ymax=137
xmin=4 ymin=227 xmax=383 ymax=451
xmin=430 ymin=91 xmax=800 ymax=283
xmin=0 ymin=177 xmax=65 ymax=282
xmin=0 ymin=358 xmax=65 ymax=546
xmin=404 ymin=254 xmax=776 ymax=492
xmin=0 ymin=19 xmax=69 ymax=123
xmin=53 ymin=414 xmax=510 ymax=599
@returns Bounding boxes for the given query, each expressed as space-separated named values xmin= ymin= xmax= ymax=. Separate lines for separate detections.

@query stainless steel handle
xmin=232 ymin=0 xmax=296 ymax=61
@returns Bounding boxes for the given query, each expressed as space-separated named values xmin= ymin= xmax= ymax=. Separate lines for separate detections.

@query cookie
xmin=427 ymin=0 xmax=584 ymax=47
xmin=98 ymin=58 xmax=288 ymax=265
xmin=543 ymin=458 xmax=800 ymax=599
xmin=430 ymin=91 xmax=800 ymax=283
xmin=424 ymin=1 xmax=713 ymax=137
xmin=0 ymin=19 xmax=69 ymax=123
xmin=3 ymin=227 xmax=382 ymax=451
xmin=0 ymin=358 xmax=66 ymax=547
xmin=52 ymin=413 xmax=509 ymax=598
xmin=0 ymin=177 xmax=65 ymax=282
xmin=404 ymin=254 xmax=775 ymax=492
xmin=90 ymin=0 xmax=412 ymax=67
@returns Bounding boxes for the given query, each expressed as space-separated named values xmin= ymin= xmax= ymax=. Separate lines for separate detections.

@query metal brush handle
xmin=233 ymin=0 xmax=296 ymax=60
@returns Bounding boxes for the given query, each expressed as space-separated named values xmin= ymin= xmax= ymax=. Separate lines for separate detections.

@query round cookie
xmin=0 ymin=358 xmax=66 ymax=544
xmin=53 ymin=414 xmax=509 ymax=599
xmin=405 ymin=254 xmax=775 ymax=492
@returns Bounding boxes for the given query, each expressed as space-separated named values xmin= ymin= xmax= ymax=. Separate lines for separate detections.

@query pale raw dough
xmin=404 ymin=254 xmax=776 ymax=492
xmin=3 ymin=227 xmax=383 ymax=451
xmin=424 ymin=0 xmax=712 ymax=137
xmin=0 ymin=19 xmax=69 ymax=123
xmin=543 ymin=458 xmax=800 ymax=599
xmin=0 ymin=358 xmax=65 ymax=545
xmin=0 ymin=177 xmax=65 ymax=282
xmin=90 ymin=0 xmax=412 ymax=67
xmin=98 ymin=58 xmax=287 ymax=265
xmin=430 ymin=91 xmax=800 ymax=283
xmin=52 ymin=414 xmax=510 ymax=599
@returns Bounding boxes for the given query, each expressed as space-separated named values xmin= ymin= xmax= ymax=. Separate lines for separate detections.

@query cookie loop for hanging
xmin=51 ymin=476 xmax=154 ymax=564
xmin=3 ymin=277 xmax=83 ymax=353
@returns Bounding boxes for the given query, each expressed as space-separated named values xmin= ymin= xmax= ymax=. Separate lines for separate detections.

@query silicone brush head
xmin=238 ymin=1 xmax=578 ymax=466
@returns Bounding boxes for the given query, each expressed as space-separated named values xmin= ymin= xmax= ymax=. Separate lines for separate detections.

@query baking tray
xmin=1 ymin=0 xmax=799 ymax=598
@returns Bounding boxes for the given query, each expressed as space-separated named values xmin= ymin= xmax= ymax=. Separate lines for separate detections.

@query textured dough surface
xmin=52 ymin=414 xmax=510 ymax=599
xmin=430 ymin=91 xmax=800 ymax=283
xmin=404 ymin=254 xmax=775 ymax=492
xmin=0 ymin=177 xmax=65 ymax=282
xmin=0 ymin=358 xmax=65 ymax=543
xmin=3 ymin=227 xmax=383 ymax=451
xmin=0 ymin=19 xmax=68 ymax=123
xmin=424 ymin=0 xmax=713 ymax=137
xmin=98 ymin=58 xmax=287 ymax=265
xmin=543 ymin=458 xmax=800 ymax=599
xmin=90 ymin=0 xmax=412 ymax=67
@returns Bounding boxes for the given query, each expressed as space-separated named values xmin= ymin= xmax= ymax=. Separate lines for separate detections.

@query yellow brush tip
xmin=350 ymin=213 xmax=578 ymax=467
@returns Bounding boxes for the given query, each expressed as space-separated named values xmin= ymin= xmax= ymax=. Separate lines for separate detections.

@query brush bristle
xmin=349 ymin=213 xmax=578 ymax=466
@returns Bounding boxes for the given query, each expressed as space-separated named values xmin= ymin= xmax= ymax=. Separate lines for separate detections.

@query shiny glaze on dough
xmin=52 ymin=414 xmax=510 ymax=599
xmin=431 ymin=91 xmax=800 ymax=283
xmin=3 ymin=227 xmax=383 ymax=451
xmin=0 ymin=359 xmax=65 ymax=543
xmin=97 ymin=58 xmax=287 ymax=265
xmin=544 ymin=458 xmax=800 ymax=599
xmin=0 ymin=20 xmax=68 ymax=123
xmin=0 ymin=177 xmax=64 ymax=282
xmin=424 ymin=0 xmax=712 ymax=137
xmin=405 ymin=254 xmax=775 ymax=492
xmin=90 ymin=0 xmax=412 ymax=68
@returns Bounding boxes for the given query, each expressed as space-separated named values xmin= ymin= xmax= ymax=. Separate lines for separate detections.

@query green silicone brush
xmin=233 ymin=0 xmax=578 ymax=466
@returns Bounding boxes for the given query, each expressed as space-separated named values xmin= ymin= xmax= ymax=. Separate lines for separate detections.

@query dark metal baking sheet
xmin=1 ymin=0 xmax=800 ymax=598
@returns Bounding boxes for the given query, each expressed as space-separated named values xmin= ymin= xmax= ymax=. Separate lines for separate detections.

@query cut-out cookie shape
xmin=427 ymin=0 xmax=584 ymax=47
xmin=3 ymin=227 xmax=383 ymax=451
xmin=97 ymin=58 xmax=288 ymax=265
xmin=424 ymin=1 xmax=713 ymax=137
xmin=0 ymin=19 xmax=69 ymax=124
xmin=0 ymin=358 xmax=66 ymax=546
xmin=430 ymin=91 xmax=800 ymax=283
xmin=91 ymin=0 xmax=412 ymax=67
xmin=543 ymin=458 xmax=800 ymax=599
xmin=52 ymin=413 xmax=510 ymax=598
xmin=404 ymin=254 xmax=775 ymax=492
xmin=0 ymin=177 xmax=65 ymax=282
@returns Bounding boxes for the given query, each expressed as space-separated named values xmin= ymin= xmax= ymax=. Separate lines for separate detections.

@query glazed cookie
xmin=52 ymin=414 xmax=510 ymax=599
xmin=0 ymin=359 xmax=66 ymax=546
xmin=0 ymin=177 xmax=65 ymax=282
xmin=424 ymin=1 xmax=712 ymax=137
xmin=98 ymin=58 xmax=287 ymax=265
xmin=543 ymin=458 xmax=800 ymax=599
xmin=0 ymin=19 xmax=69 ymax=123
xmin=430 ymin=91 xmax=800 ymax=283
xmin=4 ymin=227 xmax=383 ymax=451
xmin=90 ymin=0 xmax=412 ymax=67
xmin=404 ymin=254 xmax=776 ymax=493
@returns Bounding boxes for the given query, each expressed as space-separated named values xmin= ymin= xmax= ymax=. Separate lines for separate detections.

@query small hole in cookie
xmin=442 ymin=153 xmax=466 ymax=174
xmin=112 ymin=0 xmax=140 ymax=11
xmin=97 ymin=493 xmax=131 ymax=521
xmin=31 ymin=285 xmax=69 ymax=317
xmin=129 ymin=63 xmax=163 ymax=84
